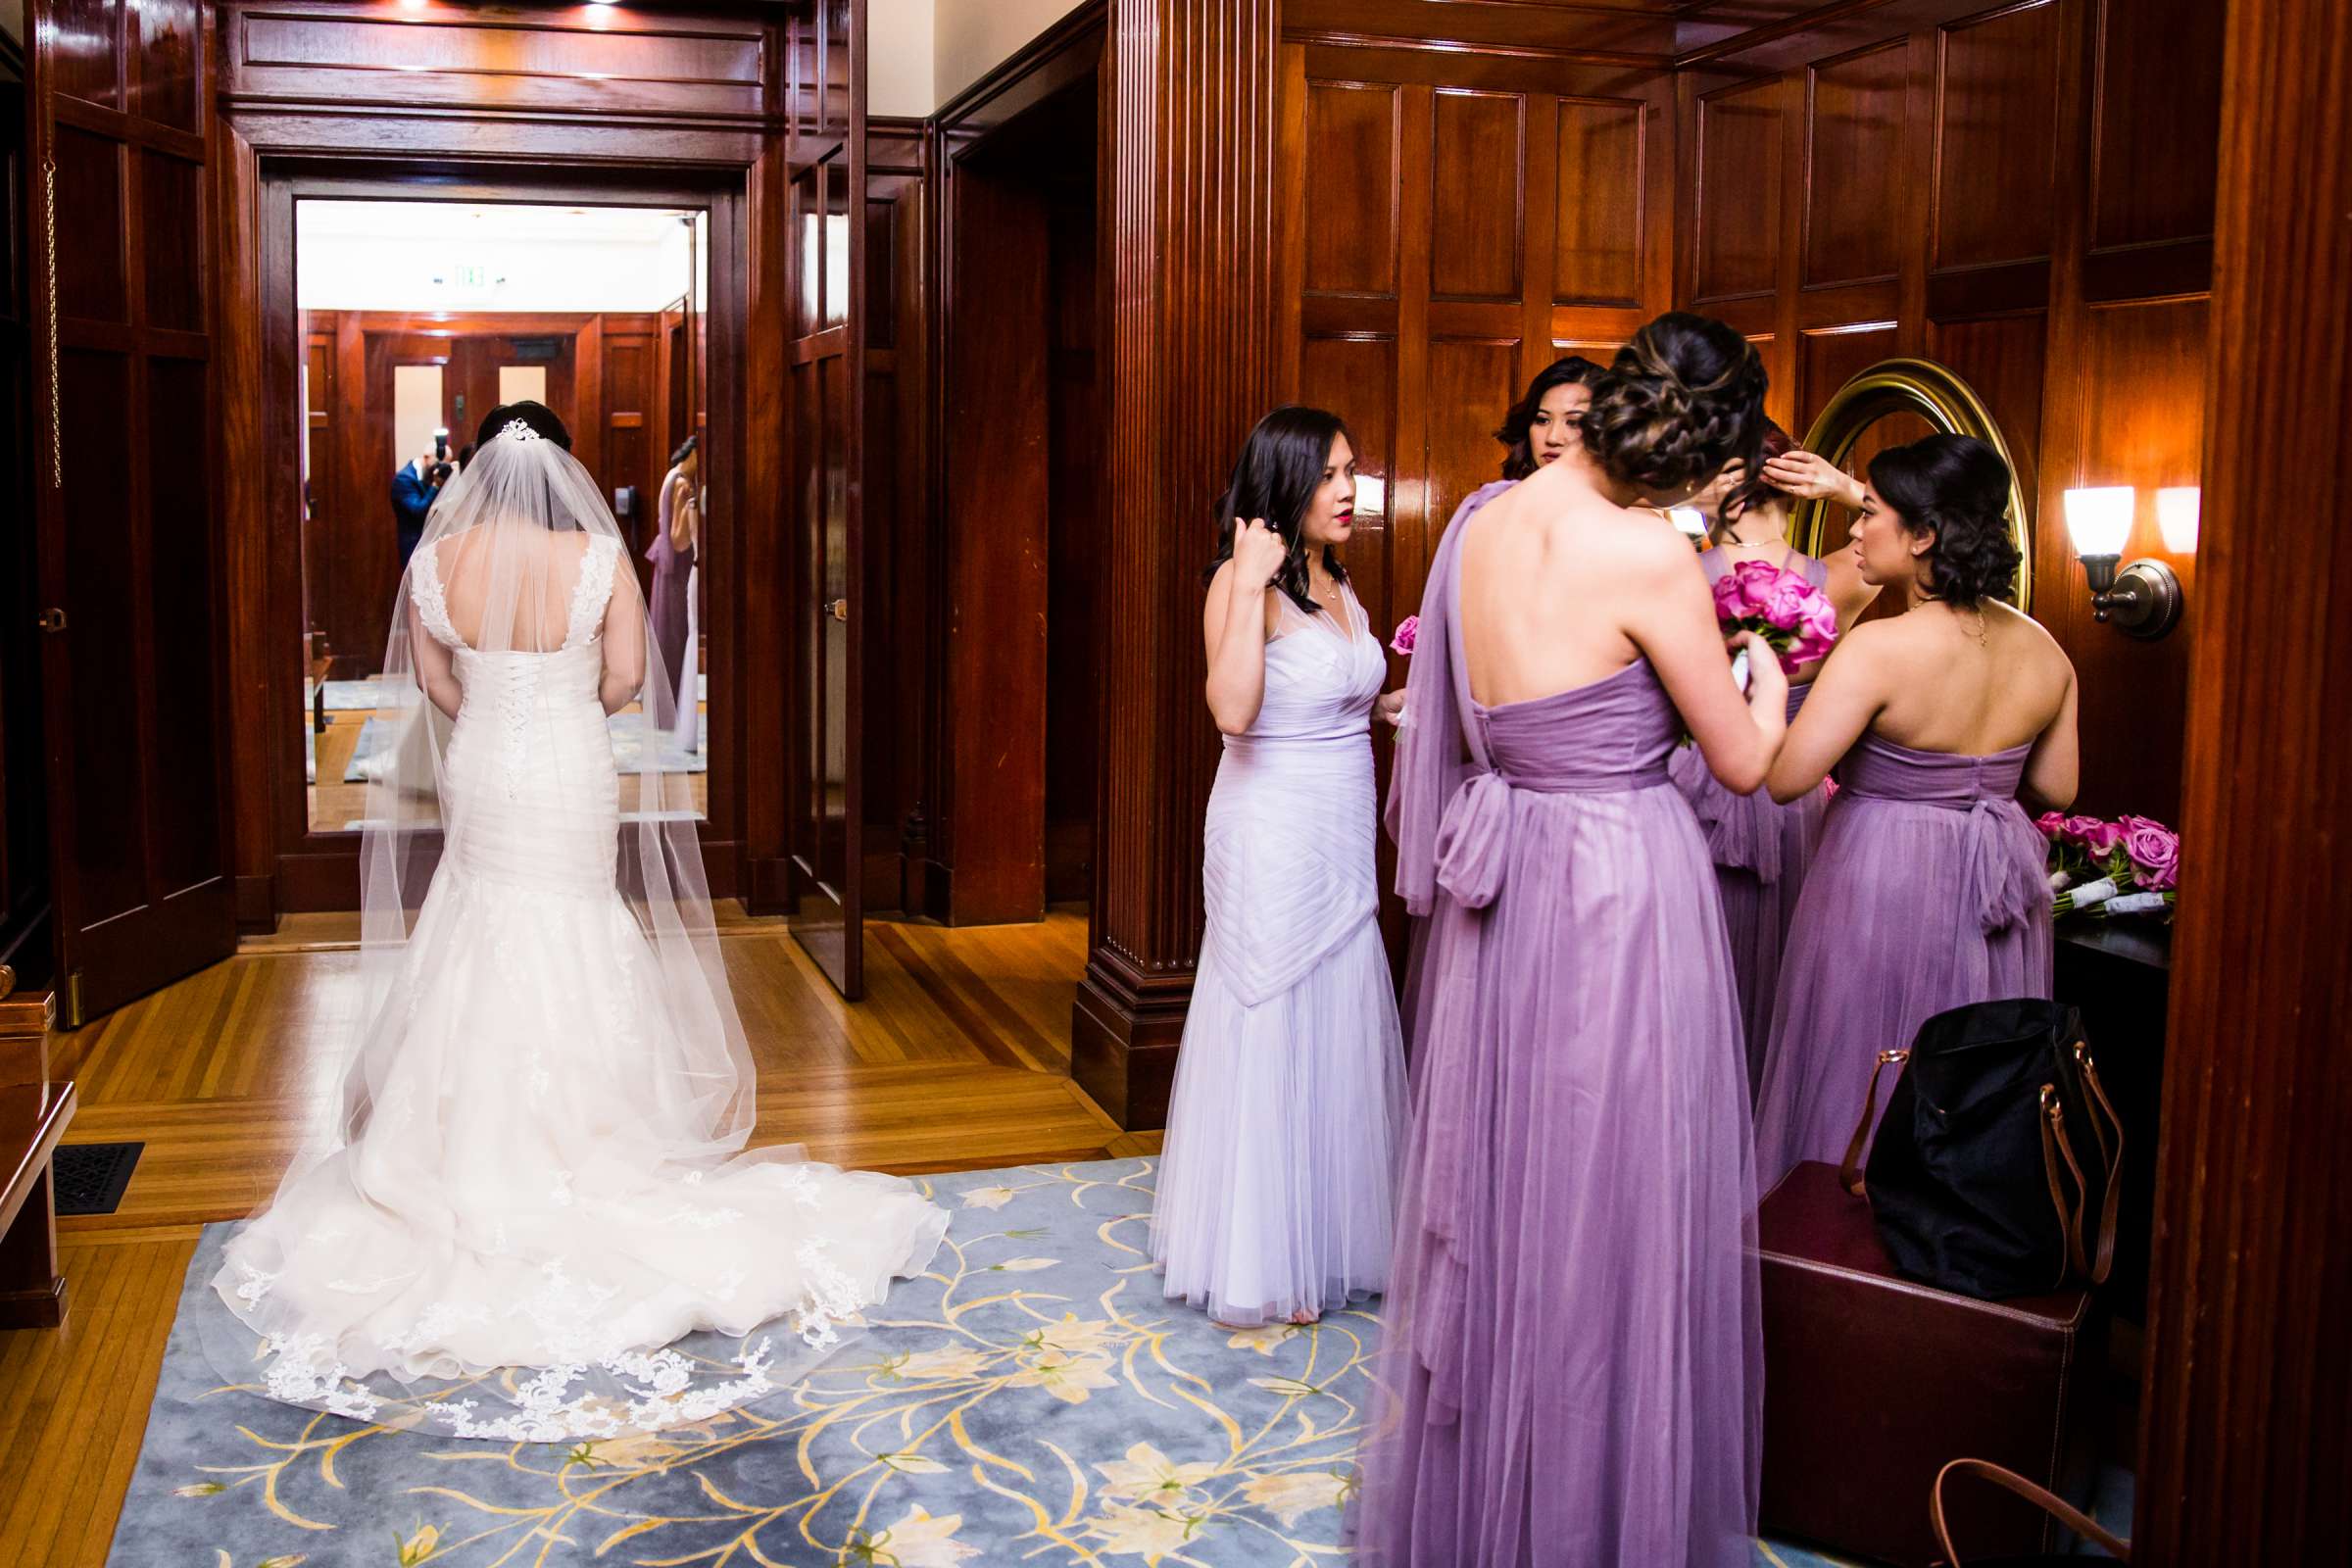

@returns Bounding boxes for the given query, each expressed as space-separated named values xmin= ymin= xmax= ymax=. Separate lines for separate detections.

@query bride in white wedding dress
xmin=205 ymin=404 xmax=947 ymax=1441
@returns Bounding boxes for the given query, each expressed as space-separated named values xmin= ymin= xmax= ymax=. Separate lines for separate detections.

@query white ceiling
xmin=297 ymin=201 xmax=701 ymax=314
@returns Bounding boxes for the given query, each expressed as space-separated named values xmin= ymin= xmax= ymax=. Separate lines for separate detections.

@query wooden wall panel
xmin=1933 ymin=0 xmax=2061 ymax=271
xmin=2085 ymin=0 xmax=2223 ymax=256
xmin=1302 ymin=83 xmax=1399 ymax=298
xmin=1554 ymin=99 xmax=1644 ymax=307
xmin=1797 ymin=320 xmax=1900 ymax=430
xmin=1692 ymin=76 xmax=1783 ymax=304
xmin=1428 ymin=91 xmax=1522 ymax=301
xmin=1804 ymin=41 xmax=1907 ymax=287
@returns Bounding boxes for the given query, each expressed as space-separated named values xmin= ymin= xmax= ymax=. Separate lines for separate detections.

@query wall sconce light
xmin=2156 ymin=486 xmax=2200 ymax=554
xmin=2063 ymin=486 xmax=2183 ymax=639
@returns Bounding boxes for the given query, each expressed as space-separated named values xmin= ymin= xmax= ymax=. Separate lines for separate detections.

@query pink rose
xmin=1390 ymin=614 xmax=1419 ymax=657
xmin=2078 ymin=818 xmax=2127 ymax=858
xmin=2120 ymin=813 xmax=2180 ymax=890
xmin=1802 ymin=597 xmax=1839 ymax=644
xmin=1760 ymin=573 xmax=1814 ymax=629
xmin=1713 ymin=572 xmax=1757 ymax=620
xmin=2034 ymin=811 xmax=2068 ymax=841
xmin=2059 ymin=813 xmax=2105 ymax=847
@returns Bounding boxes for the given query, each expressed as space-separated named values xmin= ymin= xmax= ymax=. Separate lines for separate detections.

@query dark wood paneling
xmin=2086 ymin=0 xmax=2223 ymax=257
xmin=1554 ymin=97 xmax=1644 ymax=307
xmin=1797 ymin=320 xmax=1899 ymax=431
xmin=1302 ymin=82 xmax=1399 ymax=298
xmin=1428 ymin=90 xmax=1522 ymax=301
xmin=1076 ymin=0 xmax=1279 ymax=1129
xmin=29 ymin=0 xmax=233 ymax=1022
xmin=0 ymin=77 xmax=50 ymax=974
xmin=2137 ymin=0 xmax=2352 ymax=1554
xmin=1693 ymin=75 xmax=1782 ymax=302
xmin=1933 ymin=0 xmax=2061 ymax=271
xmin=1803 ymin=40 xmax=1906 ymax=287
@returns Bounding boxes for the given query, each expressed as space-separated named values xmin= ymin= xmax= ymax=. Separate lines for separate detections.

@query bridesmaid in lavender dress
xmin=1399 ymin=356 xmax=1609 ymax=1054
xmin=1151 ymin=406 xmax=1409 ymax=1329
xmin=646 ymin=437 xmax=699 ymax=726
xmin=1668 ymin=418 xmax=1883 ymax=1096
xmin=1754 ymin=434 xmax=2078 ymax=1187
xmin=1360 ymin=314 xmax=1786 ymax=1567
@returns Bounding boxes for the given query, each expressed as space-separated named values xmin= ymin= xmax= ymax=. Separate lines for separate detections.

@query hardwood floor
xmin=0 ymin=906 xmax=1152 ymax=1567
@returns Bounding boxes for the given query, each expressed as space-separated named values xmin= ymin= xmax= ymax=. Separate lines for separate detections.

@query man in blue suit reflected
xmin=391 ymin=442 xmax=450 ymax=571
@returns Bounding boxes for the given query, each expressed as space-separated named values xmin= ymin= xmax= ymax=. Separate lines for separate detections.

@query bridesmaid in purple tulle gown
xmin=646 ymin=437 xmax=699 ymax=726
xmin=1360 ymin=314 xmax=1788 ymax=1568
xmin=1668 ymin=418 xmax=1883 ymax=1096
xmin=1753 ymin=434 xmax=2078 ymax=1187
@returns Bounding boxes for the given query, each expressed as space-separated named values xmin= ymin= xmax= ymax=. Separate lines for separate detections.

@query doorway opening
xmin=293 ymin=199 xmax=711 ymax=838
xmin=936 ymin=63 xmax=1103 ymax=943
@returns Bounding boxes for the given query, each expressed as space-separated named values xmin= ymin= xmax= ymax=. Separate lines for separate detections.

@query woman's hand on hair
xmin=1762 ymin=450 xmax=1864 ymax=508
xmin=1231 ymin=517 xmax=1286 ymax=591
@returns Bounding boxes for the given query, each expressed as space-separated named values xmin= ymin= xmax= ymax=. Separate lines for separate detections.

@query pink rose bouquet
xmin=2042 ymin=810 xmax=2179 ymax=920
xmin=1711 ymin=559 xmax=1839 ymax=683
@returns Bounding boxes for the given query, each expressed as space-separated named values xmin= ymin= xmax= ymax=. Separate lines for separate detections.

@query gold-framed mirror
xmin=1792 ymin=357 xmax=2034 ymax=612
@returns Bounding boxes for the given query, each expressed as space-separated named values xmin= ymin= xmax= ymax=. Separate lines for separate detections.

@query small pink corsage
xmin=1390 ymin=615 xmax=1419 ymax=657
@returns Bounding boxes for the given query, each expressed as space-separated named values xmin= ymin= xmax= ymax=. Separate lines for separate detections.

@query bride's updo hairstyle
xmin=473 ymin=398 xmax=573 ymax=453
xmin=1580 ymin=312 xmax=1767 ymax=501
xmin=1867 ymin=433 xmax=2021 ymax=609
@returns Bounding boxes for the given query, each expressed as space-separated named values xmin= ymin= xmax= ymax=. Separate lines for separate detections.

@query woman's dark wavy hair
xmin=473 ymin=399 xmax=574 ymax=452
xmin=670 ymin=434 xmax=700 ymax=467
xmin=1201 ymin=405 xmax=1353 ymax=614
xmin=1494 ymin=356 xmax=1605 ymax=480
xmin=1867 ymin=433 xmax=2021 ymax=609
xmin=1713 ymin=416 xmax=1796 ymax=542
xmin=1580 ymin=313 xmax=1767 ymax=501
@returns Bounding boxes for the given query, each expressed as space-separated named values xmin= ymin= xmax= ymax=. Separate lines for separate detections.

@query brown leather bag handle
xmin=1840 ymin=1048 xmax=1911 ymax=1197
xmin=2040 ymin=1087 xmax=2094 ymax=1281
xmin=2075 ymin=1043 xmax=2125 ymax=1286
xmin=1931 ymin=1457 xmax=2130 ymax=1564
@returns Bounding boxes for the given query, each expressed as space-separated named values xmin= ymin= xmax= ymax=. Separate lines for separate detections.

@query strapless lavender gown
xmin=1151 ymin=587 xmax=1407 ymax=1326
xmin=1362 ymin=522 xmax=1760 ymax=1567
xmin=1668 ymin=547 xmax=1833 ymax=1098
xmin=1753 ymin=733 xmax=2053 ymax=1186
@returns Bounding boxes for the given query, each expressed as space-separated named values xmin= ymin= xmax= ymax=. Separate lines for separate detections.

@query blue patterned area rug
xmin=112 ymin=1159 xmax=1872 ymax=1567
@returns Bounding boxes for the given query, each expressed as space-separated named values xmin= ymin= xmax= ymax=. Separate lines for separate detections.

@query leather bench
xmin=1756 ymin=1161 xmax=2105 ymax=1566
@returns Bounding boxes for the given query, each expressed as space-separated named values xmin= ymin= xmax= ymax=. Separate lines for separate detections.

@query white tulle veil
xmin=347 ymin=413 xmax=752 ymax=1156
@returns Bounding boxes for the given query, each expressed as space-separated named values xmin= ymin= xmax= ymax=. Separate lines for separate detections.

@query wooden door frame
xmin=245 ymin=162 xmax=751 ymax=914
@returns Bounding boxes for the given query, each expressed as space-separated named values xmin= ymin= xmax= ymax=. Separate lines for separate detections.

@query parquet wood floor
xmin=0 ymin=906 xmax=1152 ymax=1567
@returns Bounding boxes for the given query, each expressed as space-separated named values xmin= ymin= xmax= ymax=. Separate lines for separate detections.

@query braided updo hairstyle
xmin=1866 ymin=434 xmax=2021 ymax=609
xmin=1579 ymin=313 xmax=1768 ymax=501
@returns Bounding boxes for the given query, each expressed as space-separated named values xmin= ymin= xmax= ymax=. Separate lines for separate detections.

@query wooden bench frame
xmin=0 ymin=985 xmax=72 ymax=1330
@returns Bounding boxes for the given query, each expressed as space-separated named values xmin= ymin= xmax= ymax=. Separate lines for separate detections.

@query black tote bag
xmin=1838 ymin=999 xmax=2124 ymax=1300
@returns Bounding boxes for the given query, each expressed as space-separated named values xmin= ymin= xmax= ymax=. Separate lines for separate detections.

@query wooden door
xmin=785 ymin=0 xmax=867 ymax=996
xmin=28 ymin=0 xmax=234 ymax=1024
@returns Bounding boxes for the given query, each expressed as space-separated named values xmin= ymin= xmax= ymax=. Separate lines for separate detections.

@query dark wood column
xmin=2134 ymin=0 xmax=2351 ymax=1556
xmin=1071 ymin=0 xmax=1279 ymax=1128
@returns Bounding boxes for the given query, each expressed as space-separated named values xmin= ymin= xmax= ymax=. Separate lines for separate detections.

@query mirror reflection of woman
xmin=1362 ymin=314 xmax=1782 ymax=1564
xmin=1753 ymin=434 xmax=2078 ymax=1186
xmin=647 ymin=435 xmax=700 ymax=727
xmin=1151 ymin=406 xmax=1408 ymax=1331
xmin=1667 ymin=418 xmax=1878 ymax=1096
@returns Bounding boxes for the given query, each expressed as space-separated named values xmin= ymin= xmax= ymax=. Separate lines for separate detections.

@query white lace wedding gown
xmin=207 ymin=528 xmax=947 ymax=1441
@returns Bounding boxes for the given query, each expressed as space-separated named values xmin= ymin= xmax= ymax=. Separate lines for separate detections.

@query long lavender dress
xmin=1151 ymin=585 xmax=1408 ymax=1327
xmin=1668 ymin=546 xmax=1833 ymax=1098
xmin=1359 ymin=519 xmax=1760 ymax=1567
xmin=1753 ymin=735 xmax=2052 ymax=1186
xmin=646 ymin=468 xmax=694 ymax=722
